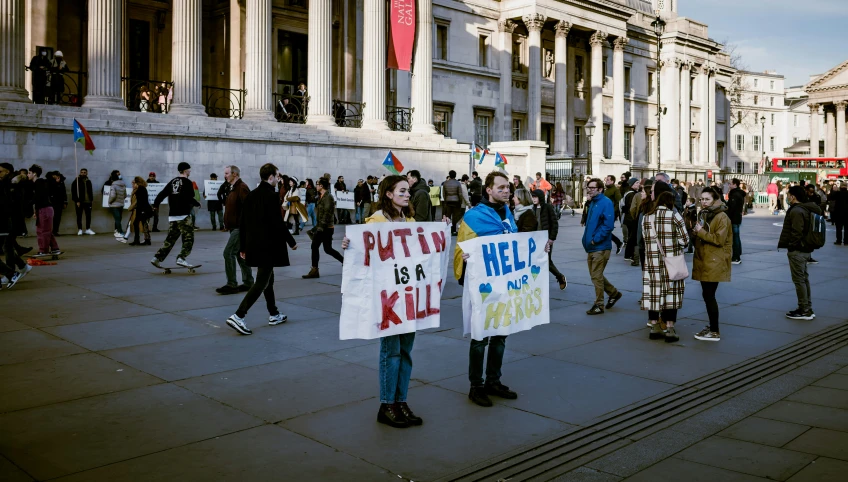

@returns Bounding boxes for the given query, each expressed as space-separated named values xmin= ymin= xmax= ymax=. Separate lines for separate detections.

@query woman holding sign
xmin=341 ymin=175 xmax=423 ymax=429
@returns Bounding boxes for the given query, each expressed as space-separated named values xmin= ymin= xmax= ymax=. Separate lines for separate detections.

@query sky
xmin=678 ymin=0 xmax=846 ymax=87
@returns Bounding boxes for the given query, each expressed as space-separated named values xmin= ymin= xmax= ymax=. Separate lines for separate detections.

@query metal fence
xmin=26 ymin=67 xmax=86 ymax=106
xmin=203 ymin=86 xmax=246 ymax=119
xmin=272 ymin=93 xmax=308 ymax=123
xmin=387 ymin=106 xmax=413 ymax=132
xmin=332 ymin=100 xmax=364 ymax=128
xmin=121 ymin=78 xmax=173 ymax=113
xmin=545 ymin=159 xmax=587 ymax=206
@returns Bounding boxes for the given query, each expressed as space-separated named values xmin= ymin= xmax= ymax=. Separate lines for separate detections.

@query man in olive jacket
xmin=226 ymin=163 xmax=297 ymax=335
xmin=407 ymin=170 xmax=432 ymax=222
xmin=778 ymin=185 xmax=822 ymax=321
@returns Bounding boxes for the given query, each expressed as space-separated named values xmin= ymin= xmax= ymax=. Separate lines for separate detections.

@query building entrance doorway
xmin=276 ymin=31 xmax=307 ymax=95
xmin=128 ymin=19 xmax=150 ymax=80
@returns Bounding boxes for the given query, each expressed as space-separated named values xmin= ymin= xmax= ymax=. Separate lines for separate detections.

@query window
xmin=624 ymin=130 xmax=632 ymax=161
xmin=574 ymin=128 xmax=582 ymax=156
xmin=770 ymin=136 xmax=775 ymax=152
xmin=603 ymin=125 xmax=610 ymax=158
xmin=512 ymin=119 xmax=523 ymax=141
xmin=435 ymin=24 xmax=448 ymax=60
xmin=512 ymin=41 xmax=522 ymax=72
xmin=771 ymin=113 xmax=775 ymax=126
xmin=624 ymin=66 xmax=631 ymax=92
xmin=770 ymin=97 xmax=774 ymax=106
xmin=474 ymin=111 xmax=492 ymax=147
xmin=754 ymin=95 xmax=758 ymax=105
xmin=541 ymin=123 xmax=554 ymax=154
xmin=754 ymin=79 xmax=758 ymax=88
xmin=689 ymin=76 xmax=695 ymax=101
xmin=793 ymin=136 xmax=798 ymax=145
xmin=736 ymin=161 xmax=744 ymax=173
xmin=753 ymin=162 xmax=759 ymax=174
xmin=575 ymin=55 xmax=584 ymax=84
xmin=770 ymin=80 xmax=775 ymax=90
xmin=753 ymin=135 xmax=761 ymax=152
xmin=690 ymin=136 xmax=697 ymax=163
xmin=478 ymin=34 xmax=488 ymax=67
xmin=646 ymin=129 xmax=655 ymax=164
xmin=735 ymin=134 xmax=745 ymax=151
xmin=793 ymin=115 xmax=798 ymax=127
xmin=648 ymin=70 xmax=656 ymax=96
xmin=433 ymin=104 xmax=452 ymax=137
xmin=717 ymin=141 xmax=725 ymax=165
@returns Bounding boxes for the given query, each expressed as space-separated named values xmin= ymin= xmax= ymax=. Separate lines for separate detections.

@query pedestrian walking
xmin=226 ymin=163 xmax=297 ymax=335
xmin=622 ymin=178 xmax=640 ymax=260
xmin=284 ymin=177 xmax=308 ymax=235
xmin=779 ymin=185 xmax=823 ymax=320
xmin=206 ymin=173 xmax=224 ymax=231
xmin=830 ymin=182 xmax=848 ymax=244
xmin=150 ymin=162 xmax=201 ymax=269
xmin=29 ymin=165 xmax=61 ymax=257
xmin=643 ymin=182 xmax=689 ymax=343
xmin=217 ymin=166 xmax=254 ymax=295
xmin=341 ymin=175 xmax=424 ymax=428
xmin=302 ymin=177 xmax=344 ymax=279
xmin=305 ymin=178 xmax=318 ymax=227
xmin=71 ymin=168 xmax=95 ymax=235
xmin=582 ymin=178 xmax=622 ymax=315
xmin=0 ymin=163 xmax=32 ymax=288
xmin=532 ymin=189 xmax=567 ymax=291
xmin=127 ymin=176 xmax=153 ymax=246
xmin=147 ymin=172 xmax=160 ymax=231
xmin=603 ymin=175 xmax=623 ymax=254
xmin=767 ymin=180 xmax=779 ymax=215
xmin=727 ymin=178 xmax=745 ymax=264
xmin=692 ymin=187 xmax=731 ymax=342
xmin=107 ymin=170 xmax=127 ymax=239
xmin=442 ymin=170 xmax=463 ymax=235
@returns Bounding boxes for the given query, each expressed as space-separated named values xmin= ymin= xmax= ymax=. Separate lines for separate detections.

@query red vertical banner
xmin=387 ymin=0 xmax=416 ymax=71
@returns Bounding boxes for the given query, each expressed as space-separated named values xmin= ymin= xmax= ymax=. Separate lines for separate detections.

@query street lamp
xmin=760 ymin=115 xmax=766 ymax=174
xmin=585 ymin=117 xmax=596 ymax=176
xmin=651 ymin=12 xmax=666 ymax=173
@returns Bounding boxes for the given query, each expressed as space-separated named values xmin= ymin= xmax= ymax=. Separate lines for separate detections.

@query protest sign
xmin=204 ymin=180 xmax=225 ymax=200
xmin=459 ymin=231 xmax=550 ymax=340
xmin=145 ymin=183 xmax=168 ymax=205
xmin=101 ymin=186 xmax=131 ymax=209
xmin=334 ymin=190 xmax=355 ymax=210
xmin=339 ymin=222 xmax=451 ymax=340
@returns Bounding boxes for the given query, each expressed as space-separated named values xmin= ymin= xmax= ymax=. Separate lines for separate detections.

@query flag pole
xmin=73 ymin=137 xmax=79 ymax=200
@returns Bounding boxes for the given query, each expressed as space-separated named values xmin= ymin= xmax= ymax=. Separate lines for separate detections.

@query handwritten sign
xmin=204 ymin=180 xmax=225 ymax=200
xmin=334 ymin=190 xmax=355 ymax=210
xmin=101 ymin=186 xmax=131 ymax=209
xmin=339 ymin=222 xmax=452 ymax=340
xmin=145 ymin=183 xmax=168 ymax=205
xmin=459 ymin=231 xmax=550 ymax=340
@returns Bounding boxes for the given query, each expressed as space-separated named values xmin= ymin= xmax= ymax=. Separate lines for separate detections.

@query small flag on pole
xmin=471 ymin=144 xmax=488 ymax=165
xmin=73 ymin=119 xmax=95 ymax=154
xmin=494 ymin=152 xmax=508 ymax=169
xmin=382 ymin=150 xmax=404 ymax=175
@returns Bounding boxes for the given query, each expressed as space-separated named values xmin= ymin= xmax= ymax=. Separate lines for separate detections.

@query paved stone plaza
xmin=1 ymin=211 xmax=847 ymax=481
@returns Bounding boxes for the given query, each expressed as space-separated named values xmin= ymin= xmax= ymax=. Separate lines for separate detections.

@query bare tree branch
xmin=721 ymin=38 xmax=756 ymax=129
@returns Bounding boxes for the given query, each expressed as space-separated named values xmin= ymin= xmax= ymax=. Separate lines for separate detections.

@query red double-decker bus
xmin=770 ymin=157 xmax=848 ymax=183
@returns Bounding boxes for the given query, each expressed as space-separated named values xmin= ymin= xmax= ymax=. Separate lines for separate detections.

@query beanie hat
xmin=148 ymin=171 xmax=156 ymax=177
xmin=55 ymin=51 xmax=63 ymax=57
xmin=531 ymin=189 xmax=545 ymax=200
xmin=628 ymin=177 xmax=638 ymax=187
xmin=177 ymin=162 xmax=191 ymax=172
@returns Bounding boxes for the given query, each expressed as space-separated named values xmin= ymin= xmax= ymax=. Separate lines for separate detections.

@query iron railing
xmin=26 ymin=67 xmax=86 ymax=106
xmin=546 ymin=158 xmax=587 ymax=206
xmin=121 ymin=78 xmax=173 ymax=113
xmin=332 ymin=100 xmax=364 ymax=128
xmin=204 ymin=85 xmax=246 ymax=119
xmin=272 ymin=93 xmax=308 ymax=123
xmin=387 ymin=106 xmax=413 ymax=132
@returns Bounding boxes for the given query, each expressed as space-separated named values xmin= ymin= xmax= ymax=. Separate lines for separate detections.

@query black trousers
xmin=0 ymin=235 xmax=18 ymax=278
xmin=624 ymin=220 xmax=638 ymax=259
xmin=52 ymin=204 xmax=64 ymax=234
xmin=236 ymin=266 xmax=278 ymax=318
xmin=701 ymin=281 xmax=720 ymax=332
xmin=311 ymin=227 xmax=344 ymax=267
xmin=649 ymin=309 xmax=678 ymax=323
xmin=2 ymin=234 xmax=25 ymax=271
xmin=75 ymin=203 xmax=92 ymax=230
xmin=836 ymin=218 xmax=846 ymax=243
xmin=443 ymin=201 xmax=462 ymax=233
xmin=548 ymin=244 xmax=563 ymax=280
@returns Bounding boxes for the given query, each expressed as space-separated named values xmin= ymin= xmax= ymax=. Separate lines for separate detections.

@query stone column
xmin=825 ymin=107 xmax=835 ymax=157
xmin=708 ymin=66 xmax=716 ymax=165
xmin=524 ymin=14 xmax=546 ymax=141
xmin=679 ymin=60 xmax=692 ymax=163
xmin=611 ymin=36 xmax=628 ymax=161
xmin=0 ymin=0 xmax=29 ymax=102
xmin=498 ymin=20 xmax=516 ymax=141
xmin=809 ymin=103 xmax=820 ymax=157
xmin=660 ymin=57 xmax=680 ymax=165
xmin=590 ymin=30 xmax=607 ymax=163
xmin=170 ymin=0 xmax=206 ymax=116
xmin=243 ymin=0 xmax=274 ymax=120
xmin=698 ymin=65 xmax=709 ymax=165
xmin=836 ymin=101 xmax=847 ymax=157
xmin=553 ymin=21 xmax=570 ymax=154
xmin=362 ymin=0 xmax=388 ymax=130
xmin=229 ymin=0 xmax=242 ymax=92
xmin=410 ymin=0 xmax=435 ymax=134
xmin=84 ymin=0 xmax=125 ymax=109
xmin=306 ymin=0 xmax=334 ymax=125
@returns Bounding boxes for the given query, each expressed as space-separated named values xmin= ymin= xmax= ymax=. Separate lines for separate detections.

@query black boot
xmin=377 ymin=403 xmax=410 ymax=428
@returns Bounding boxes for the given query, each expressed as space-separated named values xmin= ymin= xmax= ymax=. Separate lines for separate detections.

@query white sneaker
xmin=269 ymin=313 xmax=288 ymax=326
xmin=77 ymin=229 xmax=83 ymax=236
xmin=84 ymin=229 xmax=96 ymax=235
xmin=176 ymin=258 xmax=193 ymax=268
xmin=16 ymin=264 xmax=32 ymax=282
xmin=226 ymin=314 xmax=252 ymax=335
xmin=117 ymin=237 xmax=127 ymax=243
xmin=150 ymin=257 xmax=162 ymax=268
xmin=114 ymin=231 xmax=124 ymax=238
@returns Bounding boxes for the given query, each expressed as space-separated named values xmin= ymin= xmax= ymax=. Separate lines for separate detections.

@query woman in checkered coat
xmin=642 ymin=182 xmax=689 ymax=343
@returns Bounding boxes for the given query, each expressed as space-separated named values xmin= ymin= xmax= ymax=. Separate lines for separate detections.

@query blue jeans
xmin=223 ymin=229 xmax=254 ymax=288
xmin=355 ymin=204 xmax=366 ymax=223
xmin=110 ymin=207 xmax=123 ymax=232
xmin=306 ymin=203 xmax=316 ymax=226
xmin=469 ymin=336 xmax=507 ymax=387
xmin=731 ymin=223 xmax=742 ymax=260
xmin=380 ymin=333 xmax=415 ymax=403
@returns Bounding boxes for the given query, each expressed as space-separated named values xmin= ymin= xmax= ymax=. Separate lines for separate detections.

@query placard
xmin=145 ymin=183 xmax=168 ymax=205
xmin=458 ymin=231 xmax=551 ymax=340
xmin=101 ymin=186 xmax=131 ymax=209
xmin=339 ymin=222 xmax=451 ymax=340
xmin=334 ymin=190 xmax=355 ymax=210
xmin=204 ymin=180 xmax=225 ymax=200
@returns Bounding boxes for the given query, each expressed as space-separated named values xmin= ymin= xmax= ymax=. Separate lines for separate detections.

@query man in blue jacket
xmin=582 ymin=178 xmax=623 ymax=315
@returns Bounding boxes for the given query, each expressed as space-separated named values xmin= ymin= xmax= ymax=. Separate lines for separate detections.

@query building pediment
xmin=805 ymin=59 xmax=848 ymax=93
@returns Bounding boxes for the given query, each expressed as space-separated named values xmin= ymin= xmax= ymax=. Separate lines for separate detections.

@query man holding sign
xmin=455 ymin=172 xmax=551 ymax=408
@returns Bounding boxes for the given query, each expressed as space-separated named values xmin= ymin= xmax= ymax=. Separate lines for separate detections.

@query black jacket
xmin=70 ymin=177 xmax=94 ymax=203
xmin=239 ymin=182 xmax=297 ymax=267
xmin=533 ymin=202 xmax=559 ymax=240
xmin=49 ymin=179 xmax=67 ymax=207
xmin=622 ymin=190 xmax=638 ymax=223
xmin=410 ymin=180 xmax=432 ymax=222
xmin=726 ymin=187 xmax=746 ymax=224
xmin=830 ymin=189 xmax=848 ymax=220
xmin=133 ymin=186 xmax=153 ymax=219
xmin=468 ymin=177 xmax=483 ymax=198
xmin=778 ymin=201 xmax=823 ymax=253
xmin=354 ymin=183 xmax=371 ymax=204
xmin=154 ymin=177 xmax=200 ymax=217
xmin=33 ymin=178 xmax=52 ymax=209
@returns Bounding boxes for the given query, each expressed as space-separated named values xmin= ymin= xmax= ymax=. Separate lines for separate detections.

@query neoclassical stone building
xmin=805 ymin=59 xmax=848 ymax=159
xmin=0 ymin=0 xmax=733 ymax=229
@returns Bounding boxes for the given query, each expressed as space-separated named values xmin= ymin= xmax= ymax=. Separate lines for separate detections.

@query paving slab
xmin=0 ymin=454 xmax=33 ymax=482
xmin=0 ymin=315 xmax=29 ymax=333
xmin=0 ymin=330 xmax=86 ymax=366
xmin=178 ymin=300 xmax=336 ymax=324
xmin=622 ymin=321 xmax=802 ymax=357
xmin=676 ymin=436 xmax=816 ymax=481
xmin=9 ymin=297 xmax=163 ymax=328
xmin=716 ymin=416 xmax=811 ymax=448
xmin=755 ymin=400 xmax=848 ymax=432
xmin=685 ymin=305 xmax=843 ymax=335
xmin=585 ymin=428 xmax=702 ymax=477
xmin=552 ymin=467 xmax=623 ymax=482
xmin=786 ymin=385 xmax=848 ymax=410
xmin=621 ymin=457 xmax=770 ymax=481
xmin=0 ymin=384 xmax=262 ymax=480
xmin=785 ymin=457 xmax=848 ymax=482
xmin=812 ymin=373 xmax=848 ymax=391
xmin=498 ymin=322 xmax=619 ymax=355
xmin=282 ymin=384 xmax=573 ymax=481
xmin=784 ymin=428 xmax=848 ymax=460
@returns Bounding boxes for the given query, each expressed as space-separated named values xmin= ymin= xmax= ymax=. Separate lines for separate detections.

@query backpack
xmin=798 ymin=206 xmax=826 ymax=250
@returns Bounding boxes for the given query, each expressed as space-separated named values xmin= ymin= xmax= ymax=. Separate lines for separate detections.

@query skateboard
xmin=28 ymin=251 xmax=64 ymax=261
xmin=156 ymin=264 xmax=202 ymax=275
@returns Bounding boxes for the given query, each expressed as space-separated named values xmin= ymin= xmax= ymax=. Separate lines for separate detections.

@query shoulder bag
xmin=649 ymin=213 xmax=689 ymax=281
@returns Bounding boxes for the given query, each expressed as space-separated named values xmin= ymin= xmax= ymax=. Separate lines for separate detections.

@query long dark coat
xmin=240 ymin=182 xmax=297 ymax=267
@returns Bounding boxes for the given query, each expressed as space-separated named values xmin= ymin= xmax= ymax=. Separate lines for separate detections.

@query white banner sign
xmin=145 ymin=183 xmax=168 ymax=205
xmin=339 ymin=222 xmax=452 ymax=340
xmin=459 ymin=231 xmax=551 ymax=340
xmin=101 ymin=186 xmax=131 ymax=209
xmin=204 ymin=180 xmax=225 ymax=201
xmin=103 ymin=183 xmax=168 ymax=209
xmin=334 ymin=190 xmax=355 ymax=210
